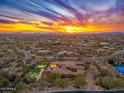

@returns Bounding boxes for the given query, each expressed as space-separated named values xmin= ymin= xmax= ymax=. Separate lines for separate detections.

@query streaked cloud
xmin=0 ymin=0 xmax=124 ymax=32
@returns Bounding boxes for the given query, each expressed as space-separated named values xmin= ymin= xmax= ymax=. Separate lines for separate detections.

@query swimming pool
xmin=115 ymin=66 xmax=124 ymax=74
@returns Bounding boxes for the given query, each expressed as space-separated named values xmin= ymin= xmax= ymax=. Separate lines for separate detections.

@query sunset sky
xmin=0 ymin=0 xmax=124 ymax=33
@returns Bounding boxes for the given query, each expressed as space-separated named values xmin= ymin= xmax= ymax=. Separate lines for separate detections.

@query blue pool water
xmin=115 ymin=66 xmax=124 ymax=74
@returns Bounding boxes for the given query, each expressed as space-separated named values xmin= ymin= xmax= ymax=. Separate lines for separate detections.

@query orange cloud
xmin=0 ymin=22 xmax=123 ymax=33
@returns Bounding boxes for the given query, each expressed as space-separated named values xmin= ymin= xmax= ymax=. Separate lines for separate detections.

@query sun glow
xmin=66 ymin=26 xmax=74 ymax=33
xmin=65 ymin=26 xmax=97 ymax=33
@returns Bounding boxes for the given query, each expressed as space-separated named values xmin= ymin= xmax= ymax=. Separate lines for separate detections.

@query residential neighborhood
xmin=0 ymin=33 xmax=124 ymax=93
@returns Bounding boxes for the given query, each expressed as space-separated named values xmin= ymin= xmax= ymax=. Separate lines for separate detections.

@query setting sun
xmin=65 ymin=26 xmax=85 ymax=33
xmin=66 ymin=26 xmax=74 ymax=33
xmin=65 ymin=26 xmax=97 ymax=33
xmin=0 ymin=0 xmax=124 ymax=92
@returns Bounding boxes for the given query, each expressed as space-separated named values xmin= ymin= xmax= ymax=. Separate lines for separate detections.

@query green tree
xmin=2 ymin=48 xmax=8 ymax=53
xmin=100 ymin=76 xmax=116 ymax=89
xmin=7 ymin=57 xmax=15 ymax=63
xmin=0 ymin=71 xmax=16 ymax=82
xmin=40 ymin=60 xmax=49 ymax=65
xmin=0 ymin=75 xmax=9 ymax=87
xmin=74 ymin=75 xmax=86 ymax=88
xmin=116 ymin=78 xmax=124 ymax=88
xmin=99 ymin=68 xmax=108 ymax=76
xmin=108 ymin=57 xmax=118 ymax=65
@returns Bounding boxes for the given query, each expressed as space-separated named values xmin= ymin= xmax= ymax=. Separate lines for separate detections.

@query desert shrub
xmin=100 ymin=76 xmax=116 ymax=89
xmin=116 ymin=77 xmax=124 ymax=88
xmin=49 ymin=73 xmax=62 ymax=81
xmin=108 ymin=57 xmax=118 ymax=65
xmin=39 ymin=80 xmax=49 ymax=90
xmin=84 ymin=64 xmax=90 ymax=70
xmin=39 ymin=60 xmax=49 ymax=65
xmin=99 ymin=68 xmax=108 ymax=76
xmin=53 ymin=78 xmax=65 ymax=88
xmin=2 ymin=48 xmax=8 ymax=52
xmin=7 ymin=57 xmax=15 ymax=63
xmin=0 ymin=71 xmax=15 ymax=82
xmin=16 ymin=82 xmax=28 ymax=90
xmin=74 ymin=75 xmax=86 ymax=88
xmin=0 ymin=75 xmax=9 ymax=87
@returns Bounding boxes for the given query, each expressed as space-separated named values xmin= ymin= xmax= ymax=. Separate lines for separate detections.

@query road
xmin=86 ymin=70 xmax=99 ymax=90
